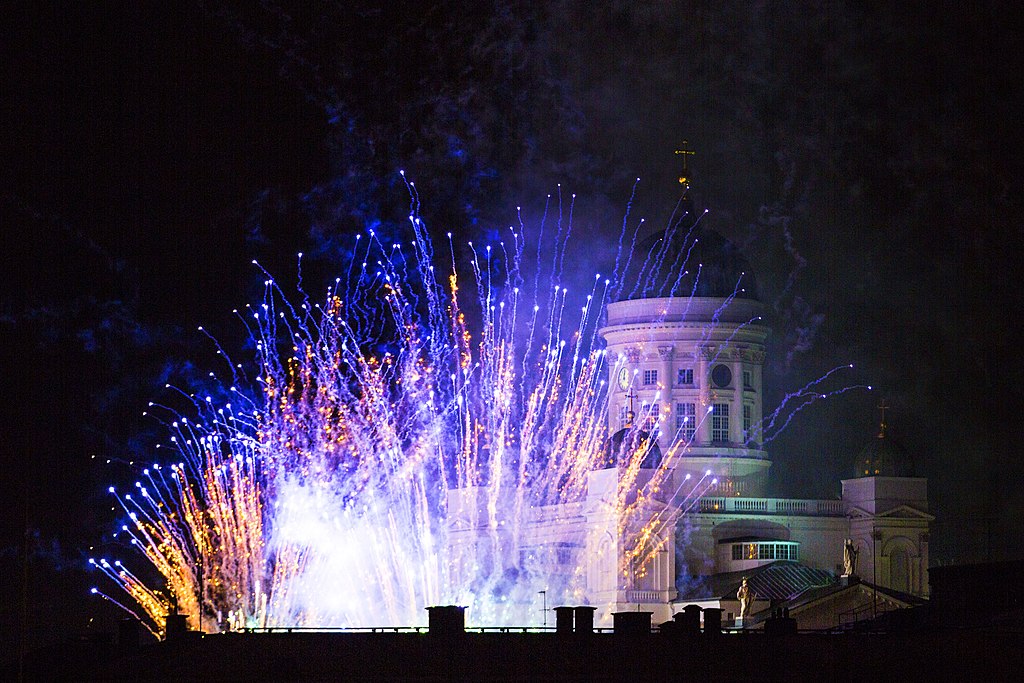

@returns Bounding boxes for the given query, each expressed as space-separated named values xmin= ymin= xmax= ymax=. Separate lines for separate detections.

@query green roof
xmin=677 ymin=561 xmax=837 ymax=602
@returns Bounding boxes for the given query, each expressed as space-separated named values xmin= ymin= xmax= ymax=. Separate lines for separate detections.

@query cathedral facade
xmin=448 ymin=201 xmax=932 ymax=627
xmin=597 ymin=269 xmax=932 ymax=624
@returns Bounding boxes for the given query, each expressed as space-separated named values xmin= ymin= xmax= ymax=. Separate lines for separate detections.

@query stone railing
xmin=697 ymin=497 xmax=845 ymax=516
xmin=625 ymin=590 xmax=664 ymax=604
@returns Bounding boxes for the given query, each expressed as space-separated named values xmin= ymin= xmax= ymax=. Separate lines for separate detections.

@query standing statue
xmin=737 ymin=577 xmax=754 ymax=618
xmin=843 ymin=538 xmax=859 ymax=576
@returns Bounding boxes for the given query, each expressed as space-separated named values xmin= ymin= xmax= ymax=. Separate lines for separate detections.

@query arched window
xmin=889 ymin=546 xmax=910 ymax=593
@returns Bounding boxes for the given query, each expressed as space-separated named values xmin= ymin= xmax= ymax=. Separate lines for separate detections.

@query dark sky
xmin=2 ymin=0 xmax=1023 ymax=647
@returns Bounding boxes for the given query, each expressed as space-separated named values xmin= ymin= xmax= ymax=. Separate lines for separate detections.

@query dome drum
xmin=604 ymin=296 xmax=766 ymax=328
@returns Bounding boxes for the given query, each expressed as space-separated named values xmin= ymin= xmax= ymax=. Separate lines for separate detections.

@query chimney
xmin=164 ymin=613 xmax=188 ymax=642
xmin=764 ymin=608 xmax=798 ymax=636
xmin=554 ymin=606 xmax=575 ymax=633
xmin=612 ymin=611 xmax=652 ymax=635
xmin=425 ymin=605 xmax=466 ymax=636
xmin=702 ymin=607 xmax=722 ymax=635
xmin=573 ymin=606 xmax=597 ymax=633
xmin=675 ymin=605 xmax=702 ymax=635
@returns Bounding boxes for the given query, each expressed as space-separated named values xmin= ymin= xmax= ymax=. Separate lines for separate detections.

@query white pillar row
xmin=659 ymin=345 xmax=674 ymax=447
xmin=697 ymin=347 xmax=711 ymax=445
xmin=751 ymin=350 xmax=765 ymax=445
xmin=731 ymin=352 xmax=743 ymax=445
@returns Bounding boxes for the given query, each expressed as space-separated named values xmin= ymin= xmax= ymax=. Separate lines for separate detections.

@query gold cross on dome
xmin=674 ymin=141 xmax=696 ymax=186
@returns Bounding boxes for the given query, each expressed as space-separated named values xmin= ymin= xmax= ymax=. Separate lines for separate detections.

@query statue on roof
xmin=737 ymin=577 xmax=754 ymax=618
xmin=843 ymin=538 xmax=859 ymax=576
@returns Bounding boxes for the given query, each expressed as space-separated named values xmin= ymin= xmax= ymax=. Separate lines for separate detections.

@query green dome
xmin=854 ymin=431 xmax=913 ymax=477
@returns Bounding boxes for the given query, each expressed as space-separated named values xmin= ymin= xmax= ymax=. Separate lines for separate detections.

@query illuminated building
xmin=98 ymin=160 xmax=931 ymax=632
xmin=448 ymin=168 xmax=933 ymax=626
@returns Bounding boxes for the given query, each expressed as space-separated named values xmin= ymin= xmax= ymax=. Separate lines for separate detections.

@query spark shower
xmin=90 ymin=184 xmax=850 ymax=636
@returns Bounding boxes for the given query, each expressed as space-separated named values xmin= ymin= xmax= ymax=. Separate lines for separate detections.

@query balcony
xmin=697 ymin=497 xmax=845 ymax=516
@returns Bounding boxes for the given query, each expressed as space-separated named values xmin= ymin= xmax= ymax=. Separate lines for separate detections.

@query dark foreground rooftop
xmin=15 ymin=626 xmax=1022 ymax=681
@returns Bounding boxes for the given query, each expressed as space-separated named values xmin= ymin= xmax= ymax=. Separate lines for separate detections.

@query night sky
xmin=2 ymin=1 xmax=1022 ymax=649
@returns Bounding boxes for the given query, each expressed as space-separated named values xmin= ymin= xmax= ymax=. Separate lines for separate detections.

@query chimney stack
xmin=554 ymin=606 xmax=575 ymax=633
xmin=425 ymin=605 xmax=466 ymax=636
xmin=573 ymin=606 xmax=596 ymax=633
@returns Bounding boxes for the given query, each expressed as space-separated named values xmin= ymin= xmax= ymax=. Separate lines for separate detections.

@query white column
xmin=659 ymin=346 xmax=674 ymax=448
xmin=697 ymin=348 xmax=711 ymax=445
xmin=731 ymin=354 xmax=743 ymax=445
xmin=753 ymin=354 xmax=763 ymax=445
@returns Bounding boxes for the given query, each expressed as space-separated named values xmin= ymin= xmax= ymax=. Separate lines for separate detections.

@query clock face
xmin=618 ymin=367 xmax=631 ymax=390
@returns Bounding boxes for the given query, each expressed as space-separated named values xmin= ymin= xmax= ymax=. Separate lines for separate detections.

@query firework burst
xmin=90 ymin=188 xmax=680 ymax=634
xmin=90 ymin=186 xmax=860 ymax=635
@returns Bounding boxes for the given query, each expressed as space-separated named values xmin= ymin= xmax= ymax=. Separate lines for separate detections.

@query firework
xmin=90 ymin=186 xmax=855 ymax=635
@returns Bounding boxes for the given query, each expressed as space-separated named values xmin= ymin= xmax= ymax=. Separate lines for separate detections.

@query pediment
xmin=876 ymin=504 xmax=935 ymax=521
xmin=847 ymin=504 xmax=934 ymax=521
xmin=846 ymin=505 xmax=873 ymax=519
xmin=449 ymin=515 xmax=471 ymax=530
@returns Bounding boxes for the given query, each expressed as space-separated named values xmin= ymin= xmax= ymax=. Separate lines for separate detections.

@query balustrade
xmin=696 ymin=496 xmax=846 ymax=516
xmin=626 ymin=590 xmax=662 ymax=603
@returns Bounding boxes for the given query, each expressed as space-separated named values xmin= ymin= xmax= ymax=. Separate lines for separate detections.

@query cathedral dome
xmin=853 ymin=430 xmax=913 ymax=477
xmin=603 ymin=428 xmax=663 ymax=469
xmin=617 ymin=224 xmax=759 ymax=302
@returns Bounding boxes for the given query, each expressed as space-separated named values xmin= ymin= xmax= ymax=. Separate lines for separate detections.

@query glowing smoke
xmin=90 ymin=189 xmax=674 ymax=634
xmin=89 ymin=188 xmax=858 ymax=636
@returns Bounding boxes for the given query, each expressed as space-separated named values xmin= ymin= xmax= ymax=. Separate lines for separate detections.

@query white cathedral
xmin=449 ymin=169 xmax=932 ymax=628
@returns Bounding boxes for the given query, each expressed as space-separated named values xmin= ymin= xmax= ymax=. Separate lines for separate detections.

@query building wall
xmin=844 ymin=477 xmax=932 ymax=596
xmin=678 ymin=513 xmax=848 ymax=576
xmin=599 ymin=297 xmax=771 ymax=498
xmin=596 ymin=294 xmax=931 ymax=599
xmin=446 ymin=292 xmax=932 ymax=621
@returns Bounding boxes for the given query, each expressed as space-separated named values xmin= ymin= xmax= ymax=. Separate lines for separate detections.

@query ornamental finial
xmin=674 ymin=141 xmax=696 ymax=188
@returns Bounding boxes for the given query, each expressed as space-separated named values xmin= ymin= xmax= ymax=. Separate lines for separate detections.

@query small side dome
xmin=603 ymin=428 xmax=663 ymax=469
xmin=854 ymin=431 xmax=913 ymax=477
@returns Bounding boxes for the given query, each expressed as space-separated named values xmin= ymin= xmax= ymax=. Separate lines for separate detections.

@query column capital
xmin=743 ymin=349 xmax=766 ymax=364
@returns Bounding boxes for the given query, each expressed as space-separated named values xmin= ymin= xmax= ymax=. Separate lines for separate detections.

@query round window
xmin=711 ymin=364 xmax=732 ymax=388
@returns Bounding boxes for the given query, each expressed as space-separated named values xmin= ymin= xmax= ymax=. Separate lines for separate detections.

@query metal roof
xmin=676 ymin=561 xmax=837 ymax=602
